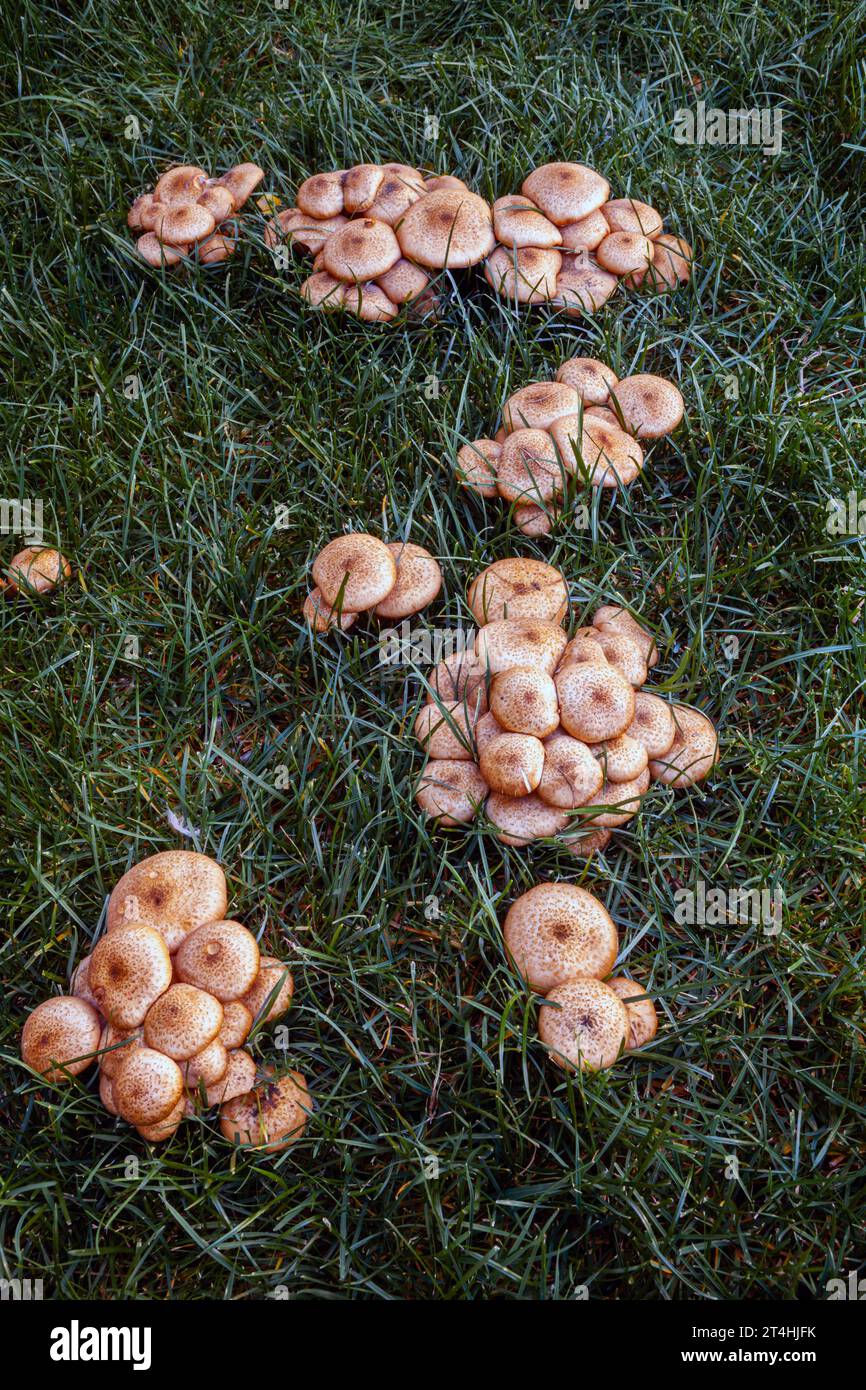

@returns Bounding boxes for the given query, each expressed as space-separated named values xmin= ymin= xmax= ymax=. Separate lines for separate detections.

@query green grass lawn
xmin=1 ymin=0 xmax=864 ymax=1300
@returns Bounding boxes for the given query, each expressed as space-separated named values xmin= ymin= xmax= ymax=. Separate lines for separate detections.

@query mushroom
xmin=201 ymin=1048 xmax=257 ymax=1108
xmin=601 ymin=199 xmax=663 ymax=238
xmin=521 ymin=163 xmax=611 ymax=225
xmin=127 ymin=192 xmax=161 ymax=229
xmin=100 ymin=1070 xmax=119 ymax=1115
xmin=300 ymin=272 xmax=347 ymax=310
xmin=648 ymin=705 xmax=719 ymax=786
xmin=486 ymin=792 xmax=569 ymax=846
xmin=584 ymin=767 xmax=650 ymax=827
xmin=21 ymin=996 xmax=101 ymax=1081
xmin=496 ymin=427 xmax=567 ymax=504
xmin=514 ymin=502 xmax=559 ymax=536
xmin=97 ymin=1022 xmax=143 ymax=1079
xmin=501 ymin=381 xmax=581 ymax=432
xmin=4 ymin=546 xmax=71 ymax=595
xmin=112 ymin=1046 xmax=184 ymax=1127
xmin=136 ymin=232 xmax=187 ymax=267
xmin=557 ymin=630 xmax=608 ymax=670
xmin=88 ymin=924 xmax=172 ymax=1029
xmin=154 ymin=165 xmax=208 ymax=205
xmin=197 ymin=231 xmax=237 ymax=266
xmin=625 ymin=691 xmax=676 ymax=758
xmin=609 ymin=374 xmax=684 ymax=439
xmin=322 ymin=218 xmax=402 ymax=282
xmin=220 ymin=1068 xmax=312 ymax=1152
xmin=71 ymin=954 xmax=100 ymax=1013
xmin=559 ymin=826 xmax=613 ymax=858
xmin=475 ymin=617 xmax=567 ymax=675
xmin=312 ymin=533 xmax=397 ymax=611
xmin=414 ymin=700 xmax=479 ymax=760
xmin=374 ymin=541 xmax=442 ymax=619
xmin=240 ymin=957 xmax=295 ymax=1026
xmin=484 ymin=245 xmax=562 ymax=302
xmin=428 ymin=652 xmax=488 ymax=706
xmin=455 ymin=439 xmax=501 ymax=497
xmin=136 ymin=1097 xmax=185 ymax=1143
xmin=182 ymin=1038 xmax=228 ymax=1089
xmin=467 ymin=557 xmax=568 ymax=626
xmin=473 ymin=709 xmax=503 ymax=760
xmin=297 ymin=170 xmax=346 ymax=218
xmin=211 ymin=162 xmax=264 ymax=211
xmin=592 ymin=604 xmax=659 ymax=666
xmin=630 ymin=233 xmax=693 ymax=290
xmin=174 ymin=920 xmax=260 ymax=1002
xmin=539 ymin=977 xmax=628 ymax=1072
xmin=143 ymin=983 xmax=223 ymax=1060
xmin=492 ymin=195 xmax=562 ymax=249
xmin=479 ymin=732 xmax=545 ymax=796
xmin=197 ymin=184 xmax=235 ymax=223
xmin=595 ymin=231 xmax=655 ymax=277
xmin=559 ymin=209 xmax=611 ymax=252
xmin=266 ymin=209 xmax=347 ymax=255
xmin=342 ymin=282 xmax=399 ymax=322
xmin=607 ymin=977 xmax=659 ymax=1050
xmin=153 ymin=202 xmax=215 ymax=246
xmin=548 ymin=415 xmax=643 ymax=488
xmin=503 ymin=882 xmax=618 ymax=992
xmin=365 ymin=167 xmax=425 ymax=225
xmin=590 ymin=733 xmax=648 ymax=784
xmin=554 ymin=356 xmax=619 ymax=404
xmin=376 ymin=258 xmax=433 ymax=306
xmin=415 ymin=759 xmax=489 ymax=826
xmin=342 ymin=164 xmax=385 ymax=214
xmin=593 ymin=629 xmax=648 ymax=687
xmin=218 ymin=1001 xmax=253 ymax=1050
xmin=553 ymin=258 xmax=618 ymax=314
xmin=490 ymin=666 xmax=559 ymax=738
xmin=107 ymin=850 xmax=228 ymax=953
xmin=555 ymin=663 xmax=635 ymax=743
xmin=423 ymin=175 xmax=469 ymax=194
xmin=396 ymin=189 xmax=495 ymax=269
xmin=303 ymin=586 xmax=358 ymax=632
xmin=537 ymin=730 xmax=604 ymax=808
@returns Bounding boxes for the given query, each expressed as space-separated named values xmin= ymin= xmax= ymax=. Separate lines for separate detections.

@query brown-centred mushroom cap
xmin=595 ymin=231 xmax=655 ymax=277
xmin=423 ymin=174 xmax=469 ymax=194
xmin=492 ymin=195 xmax=562 ymax=249
xmin=197 ymin=228 xmax=237 ymax=265
xmin=554 ymin=356 xmax=619 ymax=404
xmin=211 ymin=162 xmax=264 ymax=211
xmin=455 ymin=438 xmax=500 ymax=497
xmin=539 ymin=977 xmax=628 ymax=1072
xmin=486 ymin=791 xmax=569 ymax=846
xmin=415 ymin=759 xmax=489 ymax=826
xmin=556 ymin=663 xmax=635 ymax=743
xmin=303 ymin=585 xmax=358 ymax=632
xmin=107 ymin=850 xmax=228 ymax=953
xmin=559 ymin=209 xmax=611 ymax=252
xmin=4 ymin=547 xmax=72 ymax=595
xmin=414 ymin=700 xmax=479 ymax=760
xmin=630 ymin=233 xmax=693 ymax=290
xmin=468 ymin=557 xmax=568 ymax=626
xmin=504 ymin=882 xmax=618 ymax=992
xmin=143 ymin=983 xmax=223 ymax=1060
xmin=649 ymin=705 xmax=719 ymax=787
xmin=174 ymin=920 xmax=260 ymax=1002
xmin=374 ymin=541 xmax=442 ymax=619
xmin=590 ymin=733 xmax=648 ymax=784
xmin=266 ymin=209 xmax=347 ymax=255
xmin=153 ymin=202 xmax=215 ymax=246
xmin=376 ymin=257 xmax=432 ymax=305
xmin=522 ymin=163 xmax=610 ymax=225
xmin=202 ymin=1047 xmax=257 ymax=1108
xmin=136 ymin=1097 xmax=185 ymax=1142
xmin=484 ymin=245 xmax=562 ymax=302
xmin=21 ymin=996 xmax=101 ymax=1081
xmin=220 ymin=1067 xmax=312 ymax=1153
xmin=182 ymin=1037 xmax=228 ymax=1089
xmin=548 ymin=416 xmax=644 ymax=488
xmin=607 ymin=976 xmax=659 ymax=1050
xmin=479 ymin=732 xmax=545 ymax=796
xmin=475 ymin=617 xmax=567 ymax=675
xmin=139 ymin=198 xmax=167 ymax=231
xmin=297 ymin=170 xmax=346 ymax=218
xmin=584 ymin=768 xmax=650 ymax=827
xmin=502 ymin=381 xmax=581 ymax=432
xmin=322 ymin=218 xmax=401 ymax=282
xmin=601 ymin=199 xmax=663 ymax=238
xmin=154 ymin=165 xmax=208 ymax=205
xmin=97 ymin=1022 xmax=143 ymax=1079
xmin=495 ymin=428 xmax=567 ymax=504
xmin=609 ymin=374 xmax=684 ymax=439
xmin=89 ymin=924 xmax=172 ymax=1029
xmin=593 ymin=630 xmax=648 ymax=687
xmin=300 ymin=272 xmax=347 ymax=310
xmin=240 ymin=957 xmax=295 ymax=1025
xmin=593 ymin=604 xmax=659 ymax=667
xmin=490 ymin=665 xmax=559 ymax=738
xmin=396 ymin=189 xmax=495 ymax=269
xmin=428 ymin=651 xmax=488 ymax=706
xmin=537 ymin=730 xmax=603 ymax=808
xmin=342 ymin=164 xmax=385 ymax=214
xmin=113 ymin=1046 xmax=184 ymax=1126
xmin=557 ymin=630 xmax=608 ymax=671
xmin=136 ymin=232 xmax=186 ymax=267
xmin=341 ymin=281 xmax=400 ymax=322
xmin=514 ymin=502 xmax=559 ymax=536
xmin=312 ymin=533 xmax=397 ymax=611
xmin=626 ymin=691 xmax=676 ymax=758
xmin=196 ymin=184 xmax=235 ymax=222
xmin=553 ymin=258 xmax=619 ymax=315
xmin=218 ymin=1000 xmax=254 ymax=1050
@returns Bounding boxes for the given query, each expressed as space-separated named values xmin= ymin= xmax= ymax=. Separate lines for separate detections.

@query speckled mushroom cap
xmin=552 ymin=259 xmax=618 ymax=314
xmin=592 ymin=605 xmax=659 ymax=667
xmin=154 ymin=202 xmax=215 ymax=246
xmin=174 ymin=920 xmax=260 ymax=1002
xmin=484 ymin=245 xmax=562 ymax=302
xmin=322 ymin=218 xmax=401 ymax=281
xmin=486 ymin=791 xmax=569 ymax=846
xmin=539 ymin=977 xmax=628 ymax=1072
xmin=490 ymin=666 xmax=559 ymax=738
xmin=88 ymin=924 xmax=172 ymax=1029
xmin=4 ymin=546 xmax=71 ymax=595
xmin=100 ymin=1070 xmax=119 ymax=1114
xmin=128 ymin=192 xmax=161 ymax=229
xmin=415 ymin=759 xmax=489 ymax=826
xmin=504 ymin=882 xmax=618 ymax=993
xmin=607 ymin=977 xmax=659 ymax=1050
xmin=396 ymin=189 xmax=494 ymax=268
xmin=203 ymin=1047 xmax=257 ymax=1108
xmin=549 ymin=416 xmax=644 ymax=488
xmin=475 ymin=617 xmax=567 ymax=675
xmin=584 ymin=767 xmax=650 ymax=827
xmin=492 ymin=195 xmax=562 ymax=249
xmin=197 ymin=231 xmax=237 ymax=265
xmin=522 ymin=163 xmax=610 ymax=225
xmin=479 ymin=733 xmax=545 ymax=797
xmin=593 ymin=630 xmax=648 ymax=687
xmin=559 ymin=209 xmax=610 ymax=252
xmin=312 ymin=533 xmax=397 ymax=611
xmin=342 ymin=283 xmax=399 ymax=322
xmin=218 ymin=1001 xmax=253 ymax=1050
xmin=376 ymin=258 xmax=432 ymax=305
xmin=137 ymin=1097 xmax=185 ymax=1143
xmin=468 ymin=557 xmax=568 ymax=626
xmin=297 ymin=170 xmax=346 ymax=218
xmin=560 ymin=826 xmax=613 ymax=858
xmin=240 ymin=956 xmax=295 ymax=1025
xmin=496 ymin=428 xmax=566 ymax=504
xmin=267 ymin=209 xmax=347 ymax=255
xmin=626 ymin=692 xmax=676 ymax=759
xmin=136 ymin=233 xmax=187 ymax=267
xmin=197 ymin=184 xmax=235 ymax=222
xmin=502 ymin=381 xmax=581 ymax=432
xmin=590 ymin=734 xmax=648 ymax=784
xmin=428 ymin=652 xmax=488 ymax=706
xmin=649 ymin=705 xmax=719 ymax=786
xmin=472 ymin=710 xmax=502 ymax=759
xmin=374 ymin=542 xmax=442 ymax=620
xmin=97 ymin=1022 xmax=143 ymax=1079
xmin=211 ymin=162 xmax=264 ymax=211
xmin=557 ymin=630 xmax=609 ymax=670
xmin=424 ymin=174 xmax=469 ymax=194
xmin=300 ymin=272 xmax=347 ymax=310
xmin=554 ymin=356 xmax=619 ymax=405
xmin=154 ymin=165 xmax=208 ymax=205
xmin=342 ymin=164 xmax=385 ymax=214
xmin=182 ymin=1038 xmax=228 ymax=1089
xmin=365 ymin=164 xmax=426 ymax=224
xmin=220 ymin=1068 xmax=312 ymax=1153
xmin=21 ymin=996 xmax=101 ymax=1081
xmin=514 ymin=502 xmax=559 ymax=537
xmin=414 ymin=701 xmax=478 ymax=760
xmin=537 ymin=730 xmax=603 ymax=809
xmin=107 ymin=851 xmax=228 ymax=953
xmin=596 ymin=231 xmax=655 ymax=277
xmin=113 ymin=1046 xmax=184 ymax=1126
xmin=601 ymin=198 xmax=663 ymax=238
xmin=455 ymin=439 xmax=501 ymax=497
xmin=71 ymin=954 xmax=99 ymax=1012
xmin=143 ymin=984 xmax=223 ymax=1060
xmin=556 ymin=663 xmax=636 ymax=743
xmin=303 ymin=586 xmax=358 ymax=632
xmin=630 ymin=233 xmax=693 ymax=291
xmin=609 ymin=374 xmax=684 ymax=438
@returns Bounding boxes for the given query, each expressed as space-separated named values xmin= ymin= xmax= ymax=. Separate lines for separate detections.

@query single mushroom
xmin=218 ymin=1001 xmax=253 ymax=1050
xmin=202 ymin=1047 xmax=257 ymax=1108
xmin=322 ymin=218 xmax=401 ymax=282
xmin=297 ymin=170 xmax=346 ymax=219
xmin=364 ymin=166 xmax=425 ymax=225
xmin=490 ymin=666 xmax=559 ymax=738
xmin=174 ymin=920 xmax=260 ymax=1002
xmin=113 ymin=1046 xmax=184 ymax=1126
xmin=136 ymin=232 xmax=187 ymax=267
xmin=539 ymin=977 xmax=628 ymax=1072
xmin=502 ymin=381 xmax=581 ymax=432
xmin=415 ymin=759 xmax=489 ymax=826
xmin=549 ymin=415 xmax=644 ymax=488
xmin=521 ymin=163 xmax=611 ymax=225
xmin=107 ymin=850 xmax=228 ymax=953
xmin=374 ymin=541 xmax=442 ymax=619
xmin=649 ymin=705 xmax=719 ymax=787
xmin=496 ymin=428 xmax=567 ymax=504
xmin=396 ymin=189 xmax=495 ymax=269
xmin=630 ymin=233 xmax=693 ymax=291
xmin=303 ymin=586 xmax=358 ymax=632
xmin=552 ymin=259 xmax=618 ymax=315
xmin=479 ymin=732 xmax=545 ymax=796
xmin=197 ymin=231 xmax=237 ymax=265
xmin=475 ymin=617 xmax=567 ymax=675
xmin=484 ymin=245 xmax=562 ymax=302
xmin=557 ymin=630 xmax=609 ymax=670
xmin=423 ymin=174 xmax=469 ymax=194
xmin=220 ymin=1067 xmax=312 ymax=1152
xmin=376 ymin=257 xmax=433 ymax=306
xmin=593 ymin=630 xmax=648 ymax=687
xmin=467 ymin=557 xmax=568 ymax=626
xmin=559 ymin=209 xmax=611 ymax=252
xmin=590 ymin=733 xmax=648 ymax=783
xmin=211 ymin=162 xmax=264 ymax=211
xmin=625 ymin=691 xmax=676 ymax=758
xmin=312 ymin=533 xmax=397 ymax=611
xmin=342 ymin=164 xmax=385 ymax=214
xmin=584 ymin=767 xmax=650 ymax=827
xmin=414 ymin=700 xmax=479 ymax=760
xmin=240 ymin=957 xmax=295 ymax=1026
xmin=21 ymin=996 xmax=101 ymax=1081
xmin=88 ymin=924 xmax=173 ymax=1029
xmin=537 ymin=730 xmax=604 ymax=808
xmin=342 ymin=281 xmax=399 ymax=322
xmin=182 ymin=1038 xmax=228 ymax=1089
xmin=601 ymin=199 xmax=664 ymax=239
xmin=607 ymin=977 xmax=659 ymax=1050
xmin=503 ymin=882 xmax=618 ymax=992
xmin=153 ymin=202 xmax=215 ymax=246
xmin=554 ymin=356 xmax=619 ymax=404
xmin=4 ymin=546 xmax=71 ymax=595
xmin=97 ymin=1021 xmax=143 ymax=1079
xmin=300 ymin=271 xmax=347 ymax=310
xmin=143 ymin=983 xmax=223 ymax=1060
xmin=555 ymin=663 xmax=636 ymax=743
xmin=595 ymin=231 xmax=655 ymax=277
xmin=559 ymin=826 xmax=613 ymax=858
xmin=196 ymin=184 xmax=235 ymax=222
xmin=492 ymin=195 xmax=562 ymax=249
xmin=136 ymin=1097 xmax=185 ymax=1143
xmin=593 ymin=604 xmax=659 ymax=666
xmin=154 ymin=165 xmax=208 ymax=205
xmin=127 ymin=192 xmax=161 ymax=230
xmin=485 ymin=791 xmax=569 ymax=846
xmin=428 ymin=651 xmax=488 ymax=706
xmin=514 ymin=501 xmax=559 ymax=536
xmin=609 ymin=374 xmax=684 ymax=438
xmin=455 ymin=439 xmax=501 ymax=497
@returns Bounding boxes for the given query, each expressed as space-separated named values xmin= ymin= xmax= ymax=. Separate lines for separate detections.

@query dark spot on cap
xmin=551 ymin=923 xmax=571 ymax=943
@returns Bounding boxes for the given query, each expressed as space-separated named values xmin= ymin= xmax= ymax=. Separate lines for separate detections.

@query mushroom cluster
xmin=20 ymin=850 xmax=311 ymax=1152
xmin=267 ymin=163 xmax=494 ymax=322
xmin=503 ymin=881 xmax=658 ymax=1072
xmin=455 ymin=356 xmax=684 ymax=531
xmin=305 ymin=533 xmax=443 ymax=630
xmin=128 ymin=162 xmax=264 ymax=268
xmin=414 ymin=557 xmax=719 ymax=854
xmin=2 ymin=546 xmax=71 ymax=596
xmin=485 ymin=162 xmax=692 ymax=313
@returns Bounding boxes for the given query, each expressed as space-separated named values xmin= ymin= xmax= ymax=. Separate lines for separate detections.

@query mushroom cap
xmin=504 ymin=882 xmax=618 ymax=992
xmin=139 ymin=198 xmax=166 ymax=231
xmin=376 ymin=257 xmax=432 ymax=305
xmin=154 ymin=202 xmax=216 ymax=246
xmin=479 ymin=732 xmax=545 ymax=796
xmin=552 ymin=259 xmax=618 ymax=314
xmin=584 ymin=768 xmax=650 ymax=826
xmin=556 ymin=663 xmax=635 ymax=743
xmin=218 ymin=1001 xmax=254 ymax=1050
xmin=100 ymin=1070 xmax=119 ymax=1115
xmin=268 ymin=209 xmax=347 ymax=255
xmin=423 ymin=174 xmax=469 ymax=194
xmin=492 ymin=195 xmax=562 ymax=248
xmin=584 ymin=406 xmax=620 ymax=427
xmin=554 ymin=356 xmax=619 ymax=404
xmin=522 ymin=163 xmax=610 ymax=225
xmin=490 ymin=665 xmax=559 ymax=738
xmin=455 ymin=438 xmax=501 ymax=497
xmin=539 ymin=977 xmax=628 ymax=1072
xmin=322 ymin=218 xmax=401 ymax=282
xmin=496 ymin=428 xmax=566 ymax=504
xmin=107 ymin=850 xmax=228 ymax=953
xmin=559 ymin=826 xmax=613 ymax=858
xmin=549 ymin=415 xmax=644 ymax=488
xmin=626 ymin=691 xmax=676 ymax=758
xmin=374 ymin=541 xmax=442 ymax=619
xmin=143 ymin=983 xmax=223 ymax=1060
xmin=649 ymin=705 xmax=719 ymax=786
xmin=300 ymin=272 xmax=347 ymax=310
xmin=559 ymin=209 xmax=610 ymax=252
xmin=631 ymin=233 xmax=693 ymax=290
xmin=303 ymin=586 xmax=358 ymax=632
xmin=89 ymin=924 xmax=173 ymax=1029
xmin=537 ymin=730 xmax=604 ymax=808
xmin=414 ymin=700 xmax=479 ymax=761
xmin=342 ymin=281 xmax=400 ymax=321
xmin=595 ymin=231 xmax=655 ymax=277
xmin=468 ymin=557 xmax=568 ymax=626
xmin=590 ymin=733 xmax=648 ymax=784
xmin=197 ymin=231 xmax=237 ymax=265
xmin=154 ymin=165 xmax=208 ymax=205
xmin=182 ymin=1038 xmax=228 ymax=1089
xmin=211 ymin=162 xmax=264 ymax=211
xmin=21 ymin=996 xmax=101 ymax=1081
xmin=428 ymin=651 xmax=488 ymax=706
xmin=502 ymin=381 xmax=581 ymax=433
xmin=113 ymin=1046 xmax=184 ymax=1126
xmin=364 ymin=166 xmax=425 ymax=225
xmin=601 ymin=199 xmax=663 ymax=238
xmin=416 ymin=759 xmax=489 ymax=826
xmin=486 ymin=791 xmax=569 ymax=846
xmin=609 ymin=374 xmax=684 ymax=439
xmin=4 ymin=546 xmax=71 ymax=595
xmin=473 ymin=709 xmax=503 ymax=759
xmin=475 ymin=617 xmax=567 ymax=675
xmin=593 ymin=604 xmax=659 ymax=667
xmin=201 ymin=1047 xmax=257 ymax=1108
xmin=71 ymin=954 xmax=100 ymax=1013
xmin=515 ymin=502 xmax=558 ymax=536
xmin=136 ymin=232 xmax=186 ymax=267
xmin=196 ymin=184 xmax=235 ymax=222
xmin=174 ymin=920 xmax=260 ymax=1002
xmin=220 ymin=1068 xmax=312 ymax=1153
xmin=136 ymin=1097 xmax=185 ymax=1142
xmin=593 ymin=630 xmax=647 ymax=687
xmin=557 ymin=630 xmax=609 ymax=671
xmin=240 ymin=957 xmax=295 ymax=1025
xmin=297 ymin=170 xmax=346 ymax=218
xmin=342 ymin=164 xmax=385 ymax=214
xmin=312 ymin=533 xmax=397 ymax=611
xmin=607 ymin=977 xmax=659 ymax=1050
xmin=397 ymin=189 xmax=494 ymax=269
xmin=97 ymin=1022 xmax=143 ymax=1079
xmin=128 ymin=192 xmax=161 ymax=230
xmin=484 ymin=245 xmax=562 ymax=302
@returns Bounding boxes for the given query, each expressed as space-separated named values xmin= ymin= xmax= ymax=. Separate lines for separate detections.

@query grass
xmin=1 ymin=0 xmax=865 ymax=1300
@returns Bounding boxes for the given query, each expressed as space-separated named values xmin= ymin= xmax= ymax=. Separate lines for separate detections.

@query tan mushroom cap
xmin=218 ymin=1001 xmax=253 ymax=1050
xmin=537 ymin=730 xmax=603 ymax=808
xmin=113 ymin=1046 xmax=184 ymax=1126
xmin=182 ymin=1037 xmax=228 ymax=1089
xmin=559 ymin=826 xmax=613 ymax=858
xmin=174 ymin=920 xmax=260 ymax=1002
xmin=479 ymin=732 xmax=545 ymax=796
xmin=128 ymin=192 xmax=161 ymax=230
xmin=154 ymin=165 xmax=208 ymax=205
xmin=197 ymin=231 xmax=236 ymax=265
xmin=414 ymin=700 xmax=478 ymax=761
xmin=514 ymin=502 xmax=558 ymax=536
xmin=556 ymin=663 xmax=635 ymax=743
xmin=220 ymin=1068 xmax=312 ymax=1152
xmin=607 ymin=977 xmax=659 ymax=1050
xmin=626 ymin=691 xmax=676 ymax=759
xmin=492 ymin=195 xmax=562 ymax=249
xmin=496 ymin=428 xmax=566 ymax=504
xmin=196 ymin=184 xmax=235 ymax=222
xmin=89 ymin=924 xmax=172 ymax=1029
xmin=504 ymin=882 xmax=618 ymax=992
xmin=341 ymin=281 xmax=399 ymax=322
xmin=107 ymin=850 xmax=228 ymax=953
xmin=154 ymin=202 xmax=216 ymax=246
xmin=312 ymin=533 xmax=397 ymax=611
xmin=397 ymin=189 xmax=494 ymax=269
xmin=202 ymin=1047 xmax=257 ymax=1108
xmin=423 ymin=174 xmax=469 ymax=194
xmin=97 ymin=1022 xmax=143 ymax=1079
xmin=342 ymin=164 xmax=385 ymax=214
xmin=468 ymin=557 xmax=568 ymax=626
xmin=502 ymin=381 xmax=581 ymax=432
xmin=549 ymin=416 xmax=644 ymax=488
xmin=609 ymin=374 xmax=684 ymax=438
xmin=601 ymin=199 xmax=664 ymax=238
xmin=136 ymin=232 xmax=186 ymax=267
xmin=322 ymin=218 xmax=401 ymax=282
xmin=484 ymin=245 xmax=562 ymax=302
xmin=428 ymin=651 xmax=488 ymax=706
xmin=303 ymin=586 xmax=358 ymax=633
xmin=594 ymin=630 xmax=647 ymax=687
xmin=267 ymin=209 xmax=348 ymax=255
xmin=4 ymin=547 xmax=71 ymax=595
xmin=71 ymin=954 xmax=100 ymax=1013
xmin=297 ymin=170 xmax=346 ymax=218
xmin=593 ymin=604 xmax=659 ymax=667
xmin=100 ymin=1070 xmax=119 ymax=1115
xmin=240 ymin=956 xmax=295 ymax=1025
xmin=596 ymin=231 xmax=655 ymax=277
xmin=416 ymin=758 xmax=489 ymax=826
xmin=21 ymin=996 xmax=101 ymax=1081
xmin=375 ymin=541 xmax=442 ymax=619
xmin=553 ymin=258 xmax=619 ymax=314
xmin=211 ymin=162 xmax=264 ymax=211
xmin=475 ymin=617 xmax=567 ymax=675
xmin=540 ymin=977 xmax=628 ymax=1072
xmin=558 ymin=630 xmax=609 ymax=670
xmin=584 ymin=406 xmax=620 ymax=427
xmin=486 ymin=791 xmax=569 ymax=846
xmin=455 ymin=438 xmax=500 ymax=497
xmin=559 ymin=209 xmax=610 ymax=252
xmin=300 ymin=272 xmax=347 ymax=310
xmin=376 ymin=257 xmax=432 ymax=305
xmin=473 ymin=710 xmax=503 ymax=759
xmin=143 ymin=983 xmax=223 ymax=1060
xmin=490 ymin=666 xmax=559 ymax=738
xmin=649 ymin=705 xmax=719 ymax=786
xmin=139 ymin=198 xmax=166 ymax=231
xmin=590 ymin=733 xmax=648 ymax=784
xmin=555 ymin=356 xmax=619 ymax=405
xmin=522 ymin=163 xmax=610 ymax=225
xmin=364 ymin=165 xmax=425 ymax=225
xmin=137 ymin=1097 xmax=185 ymax=1142
xmin=584 ymin=768 xmax=650 ymax=827
xmin=631 ymin=233 xmax=693 ymax=290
